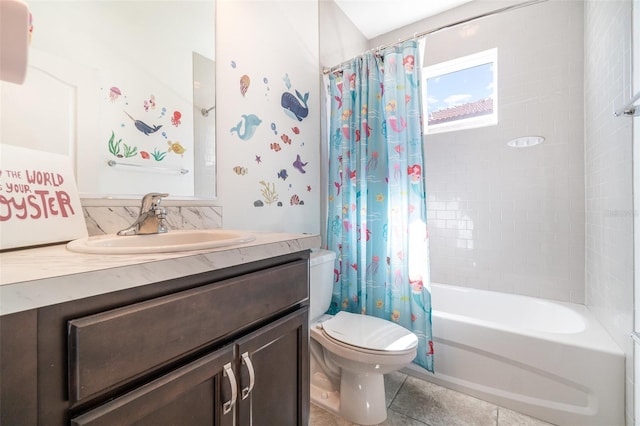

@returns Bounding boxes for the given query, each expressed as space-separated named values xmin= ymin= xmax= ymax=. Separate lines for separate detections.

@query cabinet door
xmin=236 ymin=308 xmax=309 ymax=426
xmin=70 ymin=345 xmax=237 ymax=426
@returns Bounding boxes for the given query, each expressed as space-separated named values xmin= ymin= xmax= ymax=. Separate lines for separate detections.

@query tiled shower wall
xmin=423 ymin=1 xmax=585 ymax=303
xmin=584 ymin=0 xmax=634 ymax=424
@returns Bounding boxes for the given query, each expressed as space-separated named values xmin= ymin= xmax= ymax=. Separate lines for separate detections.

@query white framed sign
xmin=0 ymin=144 xmax=87 ymax=250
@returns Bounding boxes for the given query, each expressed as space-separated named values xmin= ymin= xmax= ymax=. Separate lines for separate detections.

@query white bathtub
xmin=402 ymin=283 xmax=625 ymax=426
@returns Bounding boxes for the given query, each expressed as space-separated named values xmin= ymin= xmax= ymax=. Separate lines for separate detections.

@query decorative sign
xmin=0 ymin=144 xmax=87 ymax=250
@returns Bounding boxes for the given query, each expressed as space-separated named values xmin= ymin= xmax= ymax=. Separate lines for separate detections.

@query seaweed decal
xmin=259 ymin=180 xmax=278 ymax=205
xmin=122 ymin=143 xmax=138 ymax=158
xmin=151 ymin=148 xmax=167 ymax=161
xmin=108 ymin=131 xmax=122 ymax=156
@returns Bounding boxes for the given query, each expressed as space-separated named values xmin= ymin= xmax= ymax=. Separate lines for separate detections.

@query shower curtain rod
xmin=322 ymin=0 xmax=548 ymax=75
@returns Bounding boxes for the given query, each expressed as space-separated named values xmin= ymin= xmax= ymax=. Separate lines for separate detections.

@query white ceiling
xmin=334 ymin=0 xmax=473 ymax=40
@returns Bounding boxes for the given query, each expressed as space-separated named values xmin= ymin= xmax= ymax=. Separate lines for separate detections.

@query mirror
xmin=0 ymin=1 xmax=216 ymax=201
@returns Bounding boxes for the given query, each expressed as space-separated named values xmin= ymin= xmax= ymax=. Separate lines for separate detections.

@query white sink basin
xmin=66 ymin=229 xmax=256 ymax=254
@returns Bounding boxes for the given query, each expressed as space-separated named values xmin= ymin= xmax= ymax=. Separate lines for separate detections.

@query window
xmin=422 ymin=48 xmax=497 ymax=134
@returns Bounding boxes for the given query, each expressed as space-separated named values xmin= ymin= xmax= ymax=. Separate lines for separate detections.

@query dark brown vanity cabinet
xmin=0 ymin=251 xmax=310 ymax=426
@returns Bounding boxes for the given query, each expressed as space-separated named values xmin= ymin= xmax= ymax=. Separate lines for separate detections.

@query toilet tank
xmin=309 ymin=249 xmax=336 ymax=322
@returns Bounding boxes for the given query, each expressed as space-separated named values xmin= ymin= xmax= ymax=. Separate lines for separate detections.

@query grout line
xmin=387 ymin=373 xmax=408 ymax=408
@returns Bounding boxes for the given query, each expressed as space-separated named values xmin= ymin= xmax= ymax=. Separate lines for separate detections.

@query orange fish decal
xmin=291 ymin=126 xmax=300 ymax=135
xmin=280 ymin=134 xmax=292 ymax=145
xmin=270 ymin=142 xmax=282 ymax=152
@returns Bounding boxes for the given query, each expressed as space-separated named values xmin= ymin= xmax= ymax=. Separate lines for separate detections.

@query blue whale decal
xmin=281 ymin=90 xmax=309 ymax=122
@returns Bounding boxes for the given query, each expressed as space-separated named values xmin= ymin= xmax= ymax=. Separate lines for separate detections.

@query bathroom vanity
xmin=0 ymin=231 xmax=319 ymax=425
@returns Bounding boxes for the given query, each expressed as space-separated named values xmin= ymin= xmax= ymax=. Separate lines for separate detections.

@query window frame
xmin=422 ymin=48 xmax=498 ymax=135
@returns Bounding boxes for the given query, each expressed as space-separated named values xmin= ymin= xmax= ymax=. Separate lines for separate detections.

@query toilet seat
xmin=320 ymin=311 xmax=418 ymax=355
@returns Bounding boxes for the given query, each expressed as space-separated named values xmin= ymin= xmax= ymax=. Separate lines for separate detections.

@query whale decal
xmin=230 ymin=114 xmax=262 ymax=140
xmin=124 ymin=111 xmax=162 ymax=135
xmin=281 ymin=89 xmax=309 ymax=122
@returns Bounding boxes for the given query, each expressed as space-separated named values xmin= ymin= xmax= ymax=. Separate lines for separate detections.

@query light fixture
xmin=507 ymin=136 xmax=545 ymax=148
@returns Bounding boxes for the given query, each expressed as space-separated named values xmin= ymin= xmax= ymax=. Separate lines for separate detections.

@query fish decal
xmin=292 ymin=154 xmax=308 ymax=174
xmin=230 ymin=114 xmax=262 ymax=140
xmin=277 ymin=169 xmax=288 ymax=180
xmin=281 ymin=90 xmax=309 ymax=122
xmin=124 ymin=111 xmax=162 ymax=135
xmin=291 ymin=126 xmax=300 ymax=135
xmin=270 ymin=142 xmax=282 ymax=152
xmin=167 ymin=141 xmax=186 ymax=156
xmin=233 ymin=166 xmax=248 ymax=175
xmin=281 ymin=134 xmax=292 ymax=145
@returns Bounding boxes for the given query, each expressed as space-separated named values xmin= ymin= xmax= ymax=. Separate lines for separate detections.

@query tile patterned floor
xmin=309 ymin=372 xmax=555 ymax=426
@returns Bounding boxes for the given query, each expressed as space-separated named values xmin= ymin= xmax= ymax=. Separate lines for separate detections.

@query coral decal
xmin=259 ymin=180 xmax=278 ymax=205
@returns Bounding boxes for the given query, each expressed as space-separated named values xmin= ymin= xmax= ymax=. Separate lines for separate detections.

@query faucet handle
xmin=140 ymin=192 xmax=169 ymax=211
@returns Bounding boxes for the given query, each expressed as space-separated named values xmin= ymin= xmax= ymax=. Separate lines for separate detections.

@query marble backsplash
xmin=82 ymin=206 xmax=223 ymax=236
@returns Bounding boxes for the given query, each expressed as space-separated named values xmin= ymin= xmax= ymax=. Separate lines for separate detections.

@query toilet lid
xmin=321 ymin=311 xmax=418 ymax=352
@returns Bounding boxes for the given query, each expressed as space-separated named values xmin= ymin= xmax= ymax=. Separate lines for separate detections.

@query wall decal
xmin=240 ymin=74 xmax=250 ymax=96
xmin=167 ymin=141 xmax=186 ymax=156
xmin=143 ymin=94 xmax=156 ymax=111
xmin=277 ymin=168 xmax=288 ymax=180
xmin=151 ymin=148 xmax=167 ymax=161
xmin=280 ymin=134 xmax=291 ymax=145
xmin=282 ymin=73 xmax=291 ymax=90
xmin=258 ymin=180 xmax=278 ymax=205
xmin=271 ymin=122 xmax=278 ymax=135
xmin=107 ymin=131 xmax=138 ymax=158
xmin=281 ymin=89 xmax=309 ymax=121
xmin=292 ymin=154 xmax=308 ymax=173
xmin=270 ymin=142 xmax=282 ymax=152
xmin=231 ymin=60 xmax=237 ymax=68
xmin=233 ymin=166 xmax=248 ymax=175
xmin=171 ymin=110 xmax=182 ymax=127
xmin=230 ymin=113 xmax=262 ymax=140
xmin=255 ymin=155 xmax=262 ymax=164
xmin=124 ymin=111 xmax=163 ymax=135
xmin=291 ymin=126 xmax=300 ymax=135
xmin=109 ymin=86 xmax=121 ymax=102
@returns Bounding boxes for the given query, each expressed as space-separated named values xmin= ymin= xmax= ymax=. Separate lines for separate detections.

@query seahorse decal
xmin=281 ymin=89 xmax=309 ymax=122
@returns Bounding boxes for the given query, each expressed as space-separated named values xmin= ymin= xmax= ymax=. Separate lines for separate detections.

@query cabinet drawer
xmin=70 ymin=345 xmax=235 ymax=426
xmin=68 ymin=259 xmax=308 ymax=405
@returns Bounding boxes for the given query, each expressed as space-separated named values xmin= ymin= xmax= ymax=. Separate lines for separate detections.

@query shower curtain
xmin=325 ymin=40 xmax=434 ymax=372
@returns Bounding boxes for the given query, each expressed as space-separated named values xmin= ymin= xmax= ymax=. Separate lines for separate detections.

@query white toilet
xmin=309 ymin=249 xmax=418 ymax=425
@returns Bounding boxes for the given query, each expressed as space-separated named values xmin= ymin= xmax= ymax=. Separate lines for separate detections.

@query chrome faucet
xmin=117 ymin=192 xmax=169 ymax=236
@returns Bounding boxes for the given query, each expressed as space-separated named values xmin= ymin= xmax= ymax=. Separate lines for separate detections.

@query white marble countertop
xmin=0 ymin=231 xmax=321 ymax=316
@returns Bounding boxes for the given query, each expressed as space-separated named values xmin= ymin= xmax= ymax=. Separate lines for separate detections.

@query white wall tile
xmin=584 ymin=0 xmax=634 ymax=423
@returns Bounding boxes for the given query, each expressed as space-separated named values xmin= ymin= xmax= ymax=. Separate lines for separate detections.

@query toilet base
xmin=310 ymin=370 xmax=387 ymax=425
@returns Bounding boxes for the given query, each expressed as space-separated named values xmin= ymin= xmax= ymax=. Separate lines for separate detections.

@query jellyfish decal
xmin=109 ymin=87 xmax=121 ymax=102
